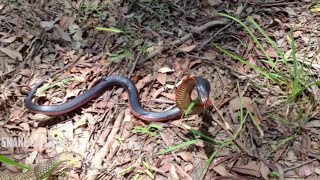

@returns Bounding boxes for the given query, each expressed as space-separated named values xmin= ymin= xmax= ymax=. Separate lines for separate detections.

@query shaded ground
xmin=1 ymin=0 xmax=320 ymax=179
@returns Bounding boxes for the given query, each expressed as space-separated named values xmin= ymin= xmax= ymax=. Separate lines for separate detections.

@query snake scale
xmin=0 ymin=151 xmax=81 ymax=180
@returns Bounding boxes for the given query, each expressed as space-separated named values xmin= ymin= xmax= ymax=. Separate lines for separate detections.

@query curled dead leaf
xmin=177 ymin=152 xmax=193 ymax=162
xmin=0 ymin=47 xmax=22 ymax=61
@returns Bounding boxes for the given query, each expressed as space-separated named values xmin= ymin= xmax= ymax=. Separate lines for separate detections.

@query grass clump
xmin=214 ymin=13 xmax=319 ymax=102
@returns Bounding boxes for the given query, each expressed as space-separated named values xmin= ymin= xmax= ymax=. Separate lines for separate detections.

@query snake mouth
xmin=176 ymin=76 xmax=211 ymax=115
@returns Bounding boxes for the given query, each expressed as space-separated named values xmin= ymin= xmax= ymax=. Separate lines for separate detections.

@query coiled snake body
xmin=0 ymin=151 xmax=81 ymax=180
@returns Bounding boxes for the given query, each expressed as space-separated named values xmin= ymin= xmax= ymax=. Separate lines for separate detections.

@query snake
xmin=0 ymin=151 xmax=82 ymax=180
xmin=25 ymin=75 xmax=211 ymax=121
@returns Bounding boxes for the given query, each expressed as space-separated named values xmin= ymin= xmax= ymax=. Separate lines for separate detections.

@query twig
xmin=249 ymin=1 xmax=301 ymax=7
xmin=199 ymin=21 xmax=233 ymax=49
xmin=283 ymin=159 xmax=317 ymax=172
xmin=145 ymin=19 xmax=229 ymax=61
xmin=0 ymin=68 xmax=16 ymax=78
xmin=128 ymin=51 xmax=141 ymax=77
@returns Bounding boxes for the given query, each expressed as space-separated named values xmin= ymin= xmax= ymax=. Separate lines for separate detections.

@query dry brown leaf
xmin=97 ymin=127 xmax=112 ymax=146
xmin=136 ymin=74 xmax=152 ymax=91
xmin=3 ymin=124 xmax=25 ymax=132
xmin=314 ymin=166 xmax=320 ymax=175
xmin=286 ymin=151 xmax=298 ymax=162
xmin=152 ymin=87 xmax=165 ymax=99
xmin=107 ymin=140 xmax=121 ymax=160
xmin=158 ymin=67 xmax=174 ymax=73
xmin=266 ymin=47 xmax=279 ymax=58
xmin=40 ymin=20 xmax=56 ymax=29
xmin=248 ymin=55 xmax=257 ymax=66
xmin=305 ymin=120 xmax=320 ymax=128
xmin=178 ymin=44 xmax=197 ymax=52
xmin=94 ymin=100 xmax=111 ymax=109
xmin=177 ymin=152 xmax=193 ymax=162
xmin=173 ymin=163 xmax=192 ymax=180
xmin=207 ymin=0 xmax=222 ymax=6
xmin=301 ymin=130 xmax=310 ymax=157
xmin=212 ymin=164 xmax=236 ymax=178
xmin=19 ymin=123 xmax=30 ymax=131
xmin=293 ymin=30 xmax=303 ymax=38
xmin=65 ymin=89 xmax=82 ymax=99
xmin=24 ymin=151 xmax=39 ymax=166
xmin=260 ymin=161 xmax=270 ymax=180
xmin=19 ymin=69 xmax=32 ymax=76
xmin=29 ymin=128 xmax=47 ymax=152
xmin=52 ymin=25 xmax=72 ymax=42
xmin=30 ymin=114 xmax=52 ymax=122
xmin=229 ymin=96 xmax=263 ymax=124
xmin=0 ymin=36 xmax=17 ymax=43
xmin=174 ymin=58 xmax=190 ymax=75
xmin=232 ymin=161 xmax=261 ymax=177
xmin=59 ymin=16 xmax=75 ymax=30
xmin=38 ymin=64 xmax=51 ymax=69
xmin=0 ymin=47 xmax=22 ymax=61
xmin=204 ymin=51 xmax=217 ymax=60
xmin=8 ymin=109 xmax=25 ymax=122
xmin=174 ymin=58 xmax=201 ymax=76
xmin=157 ymin=73 xmax=167 ymax=85
xmin=188 ymin=59 xmax=202 ymax=70
xmin=296 ymin=164 xmax=314 ymax=177
xmin=184 ymin=164 xmax=193 ymax=173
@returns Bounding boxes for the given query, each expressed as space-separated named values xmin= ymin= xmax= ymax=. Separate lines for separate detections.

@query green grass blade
xmin=200 ymin=150 xmax=218 ymax=179
xmin=0 ymin=155 xmax=30 ymax=170
xmin=218 ymin=13 xmax=279 ymax=72
xmin=95 ymin=27 xmax=123 ymax=33
xmin=157 ymin=139 xmax=201 ymax=155
xmin=248 ymin=16 xmax=291 ymax=80
xmin=213 ymin=43 xmax=276 ymax=82
xmin=289 ymin=27 xmax=300 ymax=100
xmin=189 ymin=129 xmax=222 ymax=144
xmin=184 ymin=98 xmax=199 ymax=116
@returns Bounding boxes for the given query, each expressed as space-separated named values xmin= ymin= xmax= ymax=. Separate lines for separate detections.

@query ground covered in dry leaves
xmin=1 ymin=0 xmax=320 ymax=180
